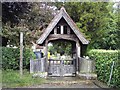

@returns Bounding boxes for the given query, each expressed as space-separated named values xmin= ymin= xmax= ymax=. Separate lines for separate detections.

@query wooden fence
xmin=30 ymin=57 xmax=46 ymax=73
xmin=78 ymin=57 xmax=95 ymax=73
xmin=48 ymin=59 xmax=76 ymax=76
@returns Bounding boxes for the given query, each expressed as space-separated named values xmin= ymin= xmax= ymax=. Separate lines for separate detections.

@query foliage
xmin=2 ymin=2 xmax=120 ymax=49
xmin=2 ymin=2 xmax=56 ymax=46
xmin=2 ymin=2 xmax=31 ymax=25
xmin=2 ymin=47 xmax=35 ymax=70
xmin=87 ymin=49 xmax=120 ymax=88
xmin=55 ymin=2 xmax=119 ymax=50
xmin=48 ymin=40 xmax=72 ymax=55
xmin=2 ymin=69 xmax=46 ymax=88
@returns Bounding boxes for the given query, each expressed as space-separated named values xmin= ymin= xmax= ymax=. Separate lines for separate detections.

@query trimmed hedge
xmin=88 ymin=49 xmax=120 ymax=88
xmin=2 ymin=47 xmax=34 ymax=70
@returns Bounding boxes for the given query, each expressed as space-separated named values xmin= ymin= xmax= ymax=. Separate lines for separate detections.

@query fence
xmin=30 ymin=57 xmax=46 ymax=73
xmin=78 ymin=57 xmax=95 ymax=73
xmin=48 ymin=59 xmax=76 ymax=76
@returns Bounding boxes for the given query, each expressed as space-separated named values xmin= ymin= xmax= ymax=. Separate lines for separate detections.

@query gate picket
xmin=48 ymin=59 xmax=75 ymax=76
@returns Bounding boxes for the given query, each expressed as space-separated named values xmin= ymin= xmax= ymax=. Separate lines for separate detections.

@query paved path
xmin=25 ymin=77 xmax=109 ymax=88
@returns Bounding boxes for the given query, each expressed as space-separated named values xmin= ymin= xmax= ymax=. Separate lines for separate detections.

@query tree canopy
xmin=58 ymin=2 xmax=119 ymax=50
xmin=2 ymin=2 xmax=57 ymax=46
xmin=2 ymin=2 xmax=120 ymax=50
xmin=47 ymin=2 xmax=119 ymax=54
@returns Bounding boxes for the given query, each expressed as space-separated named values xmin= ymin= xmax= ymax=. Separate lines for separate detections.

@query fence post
xmin=108 ymin=61 xmax=115 ymax=86
xmin=41 ymin=58 xmax=45 ymax=72
xmin=20 ymin=32 xmax=23 ymax=76
xmin=30 ymin=58 xmax=33 ymax=73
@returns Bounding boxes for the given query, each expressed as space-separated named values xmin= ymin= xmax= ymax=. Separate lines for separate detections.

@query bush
xmin=87 ymin=49 xmax=120 ymax=88
xmin=2 ymin=47 xmax=34 ymax=70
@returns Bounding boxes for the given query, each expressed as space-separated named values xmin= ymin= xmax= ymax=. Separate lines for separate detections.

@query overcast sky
xmin=113 ymin=0 xmax=120 ymax=2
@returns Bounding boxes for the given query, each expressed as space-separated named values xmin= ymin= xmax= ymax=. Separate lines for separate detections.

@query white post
xmin=30 ymin=59 xmax=33 ymax=73
xmin=61 ymin=25 xmax=64 ymax=34
xmin=76 ymin=42 xmax=80 ymax=58
xmin=20 ymin=32 xmax=23 ymax=75
xmin=54 ymin=28 xmax=57 ymax=34
xmin=108 ymin=61 xmax=115 ymax=86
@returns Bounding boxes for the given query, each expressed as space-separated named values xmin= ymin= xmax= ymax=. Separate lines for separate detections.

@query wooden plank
xmin=30 ymin=58 xmax=47 ymax=73
xmin=48 ymin=59 xmax=76 ymax=76
xmin=49 ymin=34 xmax=76 ymax=39
xmin=48 ymin=34 xmax=78 ymax=42
xmin=41 ymin=58 xmax=45 ymax=72
xmin=45 ymin=40 xmax=48 ymax=72
xmin=67 ymin=26 xmax=70 ymax=34
xmin=30 ymin=59 xmax=33 ymax=73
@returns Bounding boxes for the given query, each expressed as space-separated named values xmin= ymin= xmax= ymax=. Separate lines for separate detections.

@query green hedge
xmin=88 ymin=49 xmax=120 ymax=88
xmin=2 ymin=47 xmax=34 ymax=70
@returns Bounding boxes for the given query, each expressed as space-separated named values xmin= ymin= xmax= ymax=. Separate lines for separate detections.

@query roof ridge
xmin=60 ymin=7 xmax=66 ymax=11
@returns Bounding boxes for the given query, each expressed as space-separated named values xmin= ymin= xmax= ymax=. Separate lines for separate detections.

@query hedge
xmin=2 ymin=47 xmax=35 ymax=70
xmin=87 ymin=49 xmax=120 ymax=88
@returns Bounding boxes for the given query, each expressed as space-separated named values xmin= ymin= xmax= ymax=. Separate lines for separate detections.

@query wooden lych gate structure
xmin=30 ymin=7 xmax=90 ymax=77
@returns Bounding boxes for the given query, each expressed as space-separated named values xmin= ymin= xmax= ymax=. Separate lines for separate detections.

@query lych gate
xmin=30 ymin=7 xmax=95 ymax=77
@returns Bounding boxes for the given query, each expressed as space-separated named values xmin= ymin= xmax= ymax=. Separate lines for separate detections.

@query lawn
xmin=2 ymin=69 xmax=47 ymax=88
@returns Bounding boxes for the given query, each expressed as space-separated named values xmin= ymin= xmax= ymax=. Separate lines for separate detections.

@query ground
xmin=22 ymin=77 xmax=109 ymax=88
xmin=2 ymin=70 xmax=110 ymax=88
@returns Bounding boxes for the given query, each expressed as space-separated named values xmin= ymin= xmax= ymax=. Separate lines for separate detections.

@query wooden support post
xmin=45 ymin=40 xmax=48 ymax=72
xmin=20 ymin=32 xmax=23 ymax=75
xmin=67 ymin=27 xmax=70 ymax=34
xmin=76 ymin=41 xmax=80 ymax=72
xmin=78 ymin=45 xmax=81 ymax=58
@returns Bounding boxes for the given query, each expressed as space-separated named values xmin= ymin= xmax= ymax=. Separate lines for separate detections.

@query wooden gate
xmin=48 ymin=59 xmax=76 ymax=76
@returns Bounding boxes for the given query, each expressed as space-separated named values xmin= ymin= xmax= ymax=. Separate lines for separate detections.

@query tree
xmin=93 ymin=2 xmax=120 ymax=50
xmin=2 ymin=2 xmax=30 ymax=46
xmin=2 ymin=2 xmax=31 ymax=26
xmin=2 ymin=2 xmax=57 ymax=47
xmin=2 ymin=2 xmax=119 ymax=49
xmin=55 ymin=2 xmax=119 ymax=50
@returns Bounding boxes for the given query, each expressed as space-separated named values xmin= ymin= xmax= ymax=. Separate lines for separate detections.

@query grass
xmin=2 ymin=69 xmax=47 ymax=88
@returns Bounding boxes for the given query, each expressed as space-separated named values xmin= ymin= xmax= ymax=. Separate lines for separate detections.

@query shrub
xmin=2 ymin=47 xmax=35 ymax=70
xmin=87 ymin=49 xmax=120 ymax=88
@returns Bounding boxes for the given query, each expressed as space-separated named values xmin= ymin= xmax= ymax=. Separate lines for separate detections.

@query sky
xmin=113 ymin=0 xmax=120 ymax=2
